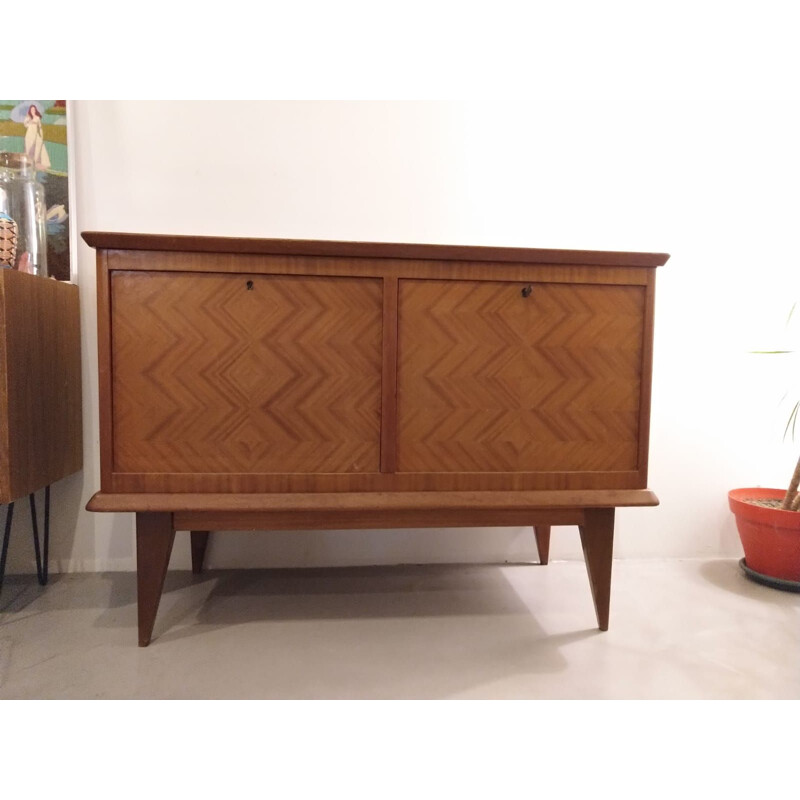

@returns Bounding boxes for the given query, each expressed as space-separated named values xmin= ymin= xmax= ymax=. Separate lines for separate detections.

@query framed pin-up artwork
xmin=0 ymin=100 xmax=73 ymax=281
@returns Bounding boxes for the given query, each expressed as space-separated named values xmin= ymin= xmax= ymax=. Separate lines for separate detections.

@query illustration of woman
xmin=24 ymin=104 xmax=51 ymax=172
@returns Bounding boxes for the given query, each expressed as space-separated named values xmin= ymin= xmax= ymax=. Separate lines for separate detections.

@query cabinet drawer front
xmin=111 ymin=271 xmax=383 ymax=474
xmin=397 ymin=278 xmax=646 ymax=473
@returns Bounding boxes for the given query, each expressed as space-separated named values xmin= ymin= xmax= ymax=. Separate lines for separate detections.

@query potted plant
xmin=729 ymin=467 xmax=800 ymax=590
xmin=729 ymin=306 xmax=800 ymax=591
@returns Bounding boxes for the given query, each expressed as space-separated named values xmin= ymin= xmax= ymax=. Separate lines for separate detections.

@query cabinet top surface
xmin=81 ymin=231 xmax=669 ymax=268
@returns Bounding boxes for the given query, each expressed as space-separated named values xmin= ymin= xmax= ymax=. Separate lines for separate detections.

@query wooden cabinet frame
xmin=84 ymin=232 xmax=668 ymax=646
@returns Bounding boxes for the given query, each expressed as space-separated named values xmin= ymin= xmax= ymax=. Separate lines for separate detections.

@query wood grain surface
xmin=87 ymin=488 xmax=660 ymax=512
xmin=104 ymin=250 xmax=656 ymax=287
xmin=88 ymin=488 xmax=658 ymax=533
xmin=106 ymin=468 xmax=645 ymax=494
xmin=93 ymin=246 xmax=662 ymax=494
xmin=83 ymin=231 xmax=670 ymax=268
xmin=111 ymin=271 xmax=383 ymax=475
xmin=396 ymin=279 xmax=646 ymax=473
xmin=0 ymin=270 xmax=82 ymax=503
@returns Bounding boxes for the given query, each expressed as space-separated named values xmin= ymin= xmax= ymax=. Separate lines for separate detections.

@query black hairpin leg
xmin=0 ymin=501 xmax=15 ymax=593
xmin=0 ymin=485 xmax=50 ymax=594
xmin=30 ymin=486 xmax=50 ymax=586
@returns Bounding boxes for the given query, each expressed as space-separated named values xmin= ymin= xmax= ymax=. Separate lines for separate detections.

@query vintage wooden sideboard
xmin=82 ymin=232 xmax=668 ymax=646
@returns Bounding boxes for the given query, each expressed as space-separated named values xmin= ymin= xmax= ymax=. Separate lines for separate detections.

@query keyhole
xmin=246 ymin=280 xmax=254 ymax=290
xmin=521 ymin=284 xmax=533 ymax=298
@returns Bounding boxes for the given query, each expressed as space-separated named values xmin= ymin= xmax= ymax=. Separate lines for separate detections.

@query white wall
xmin=5 ymin=91 xmax=799 ymax=573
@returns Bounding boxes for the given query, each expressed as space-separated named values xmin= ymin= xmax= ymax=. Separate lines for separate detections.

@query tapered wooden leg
xmin=136 ymin=512 xmax=175 ymax=647
xmin=191 ymin=530 xmax=210 ymax=574
xmin=578 ymin=508 xmax=615 ymax=631
xmin=533 ymin=525 xmax=551 ymax=565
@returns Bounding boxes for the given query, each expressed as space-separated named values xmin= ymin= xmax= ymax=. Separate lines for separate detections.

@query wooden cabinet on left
xmin=0 ymin=270 xmax=82 ymax=505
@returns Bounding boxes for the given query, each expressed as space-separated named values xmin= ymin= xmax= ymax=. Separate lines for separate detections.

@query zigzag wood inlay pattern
xmin=397 ymin=279 xmax=645 ymax=473
xmin=111 ymin=271 xmax=383 ymax=474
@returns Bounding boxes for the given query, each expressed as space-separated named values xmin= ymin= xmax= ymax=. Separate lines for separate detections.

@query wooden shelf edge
xmin=81 ymin=231 xmax=670 ymax=268
xmin=87 ymin=488 xmax=659 ymax=514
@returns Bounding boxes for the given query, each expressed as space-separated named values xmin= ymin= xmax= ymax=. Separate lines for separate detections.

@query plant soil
xmin=746 ymin=497 xmax=790 ymax=509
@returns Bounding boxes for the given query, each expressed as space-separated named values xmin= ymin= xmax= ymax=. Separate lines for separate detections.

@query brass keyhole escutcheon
xmin=521 ymin=284 xmax=533 ymax=298
xmin=246 ymin=280 xmax=254 ymax=290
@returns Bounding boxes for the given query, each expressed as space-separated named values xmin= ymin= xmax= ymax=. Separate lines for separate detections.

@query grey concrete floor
xmin=0 ymin=558 xmax=798 ymax=699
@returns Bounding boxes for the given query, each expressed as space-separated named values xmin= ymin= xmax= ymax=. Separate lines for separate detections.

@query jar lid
xmin=0 ymin=151 xmax=33 ymax=171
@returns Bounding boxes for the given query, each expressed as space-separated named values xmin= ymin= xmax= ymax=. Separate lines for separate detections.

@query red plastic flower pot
xmin=728 ymin=487 xmax=800 ymax=583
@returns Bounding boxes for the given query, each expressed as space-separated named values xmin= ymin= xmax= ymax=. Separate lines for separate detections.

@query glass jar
xmin=0 ymin=172 xmax=17 ymax=269
xmin=0 ymin=152 xmax=48 ymax=276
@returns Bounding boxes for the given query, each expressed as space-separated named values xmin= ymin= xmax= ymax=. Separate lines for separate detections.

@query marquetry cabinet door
xmin=110 ymin=271 xmax=383 ymax=475
xmin=396 ymin=278 xmax=647 ymax=474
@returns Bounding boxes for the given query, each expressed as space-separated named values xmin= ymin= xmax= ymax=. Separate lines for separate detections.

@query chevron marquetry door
xmin=110 ymin=271 xmax=383 ymax=476
xmin=396 ymin=278 xmax=648 ymax=481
